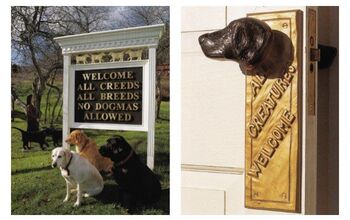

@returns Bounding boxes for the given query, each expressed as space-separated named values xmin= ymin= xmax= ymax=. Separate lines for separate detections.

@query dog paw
xmin=63 ymin=198 xmax=69 ymax=203
xmin=73 ymin=202 xmax=81 ymax=207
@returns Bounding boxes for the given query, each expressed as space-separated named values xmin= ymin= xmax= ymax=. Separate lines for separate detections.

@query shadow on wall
xmin=316 ymin=6 xmax=339 ymax=215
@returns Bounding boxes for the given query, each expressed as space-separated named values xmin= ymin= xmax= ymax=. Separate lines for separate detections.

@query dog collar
xmin=116 ymin=150 xmax=133 ymax=167
xmin=63 ymin=153 xmax=73 ymax=176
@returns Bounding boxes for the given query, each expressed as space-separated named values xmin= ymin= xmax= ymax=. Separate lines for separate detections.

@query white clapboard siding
xmin=181 ymin=7 xmax=226 ymax=32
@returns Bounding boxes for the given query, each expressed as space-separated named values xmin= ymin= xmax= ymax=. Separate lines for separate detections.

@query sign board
xmin=70 ymin=62 xmax=149 ymax=131
xmin=74 ymin=67 xmax=143 ymax=124
xmin=54 ymin=24 xmax=164 ymax=169
xmin=245 ymin=10 xmax=302 ymax=212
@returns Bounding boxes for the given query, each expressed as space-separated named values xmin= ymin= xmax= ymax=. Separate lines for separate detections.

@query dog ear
xmin=65 ymin=150 xmax=71 ymax=160
xmin=75 ymin=133 xmax=81 ymax=144
xmin=111 ymin=138 xmax=117 ymax=145
xmin=68 ymin=133 xmax=74 ymax=143
xmin=62 ymin=150 xmax=71 ymax=163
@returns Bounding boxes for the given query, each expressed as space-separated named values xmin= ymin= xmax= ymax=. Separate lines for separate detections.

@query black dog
xmin=12 ymin=127 xmax=48 ymax=150
xmin=44 ymin=127 xmax=62 ymax=147
xmin=99 ymin=136 xmax=161 ymax=209
xmin=199 ymin=17 xmax=293 ymax=78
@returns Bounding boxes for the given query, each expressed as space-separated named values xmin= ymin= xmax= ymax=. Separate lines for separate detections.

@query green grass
xmin=11 ymin=79 xmax=169 ymax=215
xmin=12 ymin=80 xmax=63 ymax=128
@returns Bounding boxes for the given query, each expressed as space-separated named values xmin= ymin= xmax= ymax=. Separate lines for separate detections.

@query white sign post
xmin=55 ymin=24 xmax=164 ymax=170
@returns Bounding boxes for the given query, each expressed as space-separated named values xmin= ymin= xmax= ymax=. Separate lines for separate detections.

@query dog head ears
xmin=199 ymin=17 xmax=293 ymax=78
xmin=75 ymin=131 xmax=82 ymax=144
xmin=199 ymin=17 xmax=272 ymax=62
xmin=70 ymin=130 xmax=85 ymax=144
xmin=228 ymin=18 xmax=272 ymax=65
xmin=64 ymin=149 xmax=71 ymax=160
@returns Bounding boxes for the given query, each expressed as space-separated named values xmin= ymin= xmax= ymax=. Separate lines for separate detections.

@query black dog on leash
xmin=11 ymin=127 xmax=48 ymax=150
xmin=99 ymin=136 xmax=161 ymax=209
xmin=44 ymin=127 xmax=62 ymax=147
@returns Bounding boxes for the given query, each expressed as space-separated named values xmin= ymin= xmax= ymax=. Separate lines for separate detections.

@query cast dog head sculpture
xmin=199 ymin=17 xmax=293 ymax=78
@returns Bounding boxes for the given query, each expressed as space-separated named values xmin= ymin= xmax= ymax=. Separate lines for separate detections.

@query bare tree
xmin=116 ymin=6 xmax=170 ymax=64
xmin=53 ymin=6 xmax=111 ymax=34
xmin=116 ymin=7 xmax=169 ymax=27
xmin=11 ymin=6 xmax=110 ymax=122
xmin=12 ymin=7 xmax=58 ymax=114
xmin=114 ymin=7 xmax=170 ymax=119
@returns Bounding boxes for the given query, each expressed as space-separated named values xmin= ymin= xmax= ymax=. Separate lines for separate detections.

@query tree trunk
xmin=32 ymin=76 xmax=46 ymax=119
xmin=46 ymin=82 xmax=62 ymax=127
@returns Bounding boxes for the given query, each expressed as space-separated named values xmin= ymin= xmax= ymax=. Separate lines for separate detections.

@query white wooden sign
xmin=54 ymin=24 xmax=164 ymax=169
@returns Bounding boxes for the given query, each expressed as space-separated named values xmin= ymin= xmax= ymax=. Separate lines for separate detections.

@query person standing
xmin=26 ymin=94 xmax=39 ymax=149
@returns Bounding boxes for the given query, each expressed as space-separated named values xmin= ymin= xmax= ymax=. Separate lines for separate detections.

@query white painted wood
xmin=181 ymin=7 xmax=226 ymax=32
xmin=55 ymin=24 xmax=164 ymax=54
xmin=182 ymin=170 xmax=242 ymax=190
xmin=62 ymin=54 xmax=71 ymax=149
xmin=303 ymin=6 xmax=318 ymax=215
xmin=68 ymin=61 xmax=149 ymax=132
xmin=147 ymin=47 xmax=156 ymax=170
xmin=182 ymin=32 xmax=245 ymax=168
xmin=182 ymin=171 xmax=288 ymax=214
xmin=182 ymin=187 xmax=226 ymax=214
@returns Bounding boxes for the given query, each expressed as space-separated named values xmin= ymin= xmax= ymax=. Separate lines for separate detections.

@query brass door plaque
xmin=245 ymin=10 xmax=302 ymax=212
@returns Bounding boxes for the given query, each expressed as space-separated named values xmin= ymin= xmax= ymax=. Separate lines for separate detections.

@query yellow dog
xmin=65 ymin=130 xmax=113 ymax=174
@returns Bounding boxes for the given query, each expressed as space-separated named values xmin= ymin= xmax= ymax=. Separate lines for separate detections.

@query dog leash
xmin=63 ymin=153 xmax=73 ymax=176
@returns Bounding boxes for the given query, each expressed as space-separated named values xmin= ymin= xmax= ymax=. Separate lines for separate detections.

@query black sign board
xmin=74 ymin=67 xmax=143 ymax=125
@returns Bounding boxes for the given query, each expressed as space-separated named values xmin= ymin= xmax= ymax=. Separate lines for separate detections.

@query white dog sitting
xmin=51 ymin=147 xmax=104 ymax=207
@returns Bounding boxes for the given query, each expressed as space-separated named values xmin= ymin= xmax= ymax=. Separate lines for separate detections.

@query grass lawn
xmin=11 ymin=77 xmax=169 ymax=215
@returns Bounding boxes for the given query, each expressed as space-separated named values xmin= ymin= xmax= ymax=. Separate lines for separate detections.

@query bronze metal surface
xmin=245 ymin=10 xmax=303 ymax=212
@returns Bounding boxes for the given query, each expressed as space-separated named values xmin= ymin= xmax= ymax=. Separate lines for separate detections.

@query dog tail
xmin=11 ymin=127 xmax=25 ymax=133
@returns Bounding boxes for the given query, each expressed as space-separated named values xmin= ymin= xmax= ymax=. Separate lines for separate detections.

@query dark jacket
xmin=26 ymin=104 xmax=39 ymax=132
